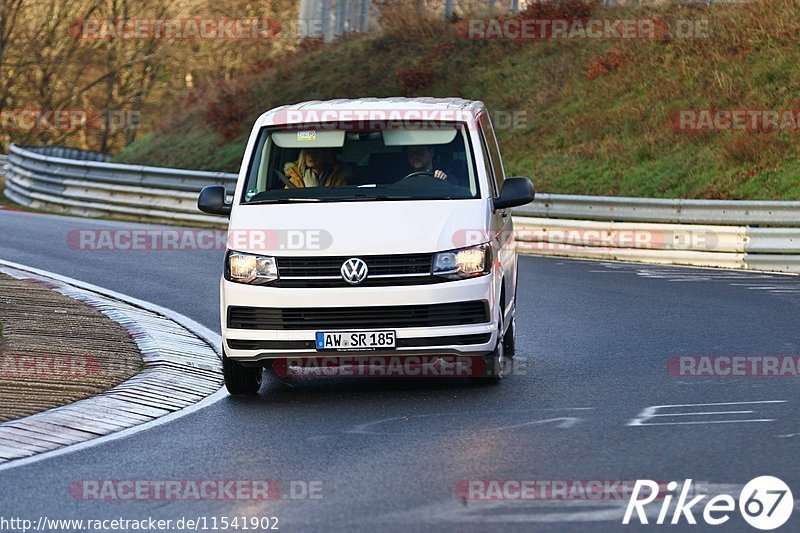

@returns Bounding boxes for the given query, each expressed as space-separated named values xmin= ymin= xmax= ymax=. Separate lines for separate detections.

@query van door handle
xmin=500 ymin=211 xmax=509 ymax=218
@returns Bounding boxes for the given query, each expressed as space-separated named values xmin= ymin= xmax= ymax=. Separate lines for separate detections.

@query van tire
xmin=223 ymin=350 xmax=262 ymax=395
xmin=503 ymin=315 xmax=516 ymax=358
xmin=473 ymin=313 xmax=506 ymax=384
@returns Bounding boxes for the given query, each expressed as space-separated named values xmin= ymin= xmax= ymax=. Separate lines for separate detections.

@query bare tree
xmin=1 ymin=0 xmax=303 ymax=152
xmin=0 ymin=0 xmax=26 ymax=146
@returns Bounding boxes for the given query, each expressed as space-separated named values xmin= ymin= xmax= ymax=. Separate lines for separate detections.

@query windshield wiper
xmin=244 ymin=198 xmax=322 ymax=205
xmin=246 ymin=195 xmax=457 ymax=205
xmin=322 ymin=195 xmax=458 ymax=202
xmin=334 ymin=195 xmax=419 ymax=201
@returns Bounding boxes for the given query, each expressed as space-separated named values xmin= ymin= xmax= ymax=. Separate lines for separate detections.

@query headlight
xmin=433 ymin=243 xmax=492 ymax=279
xmin=225 ymin=250 xmax=278 ymax=284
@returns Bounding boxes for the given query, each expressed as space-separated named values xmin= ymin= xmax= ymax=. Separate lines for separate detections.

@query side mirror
xmin=494 ymin=177 xmax=535 ymax=210
xmin=198 ymin=185 xmax=232 ymax=216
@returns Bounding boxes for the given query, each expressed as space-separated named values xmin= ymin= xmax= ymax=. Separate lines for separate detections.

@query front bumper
xmin=221 ymin=275 xmax=498 ymax=361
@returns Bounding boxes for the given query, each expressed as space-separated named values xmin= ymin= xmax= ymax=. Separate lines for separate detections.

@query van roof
xmin=257 ymin=97 xmax=487 ymax=127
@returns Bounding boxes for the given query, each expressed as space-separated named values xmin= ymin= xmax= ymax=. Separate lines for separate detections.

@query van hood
xmin=228 ymin=199 xmax=490 ymax=256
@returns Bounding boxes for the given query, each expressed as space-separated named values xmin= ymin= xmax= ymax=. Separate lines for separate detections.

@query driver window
xmin=478 ymin=128 xmax=497 ymax=197
xmin=479 ymin=113 xmax=505 ymax=195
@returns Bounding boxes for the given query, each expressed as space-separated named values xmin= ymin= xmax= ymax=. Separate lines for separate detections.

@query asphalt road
xmin=1 ymin=209 xmax=799 ymax=532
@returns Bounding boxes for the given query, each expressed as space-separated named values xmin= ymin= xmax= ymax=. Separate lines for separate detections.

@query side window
xmin=478 ymin=128 xmax=496 ymax=196
xmin=479 ymin=113 xmax=505 ymax=194
xmin=243 ymin=129 xmax=270 ymax=201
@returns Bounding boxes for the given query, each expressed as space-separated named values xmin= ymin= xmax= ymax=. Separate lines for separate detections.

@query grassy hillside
xmin=116 ymin=1 xmax=800 ymax=199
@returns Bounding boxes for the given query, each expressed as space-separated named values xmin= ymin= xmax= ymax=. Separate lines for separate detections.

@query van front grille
xmin=273 ymin=253 xmax=435 ymax=287
xmin=227 ymin=301 xmax=490 ymax=330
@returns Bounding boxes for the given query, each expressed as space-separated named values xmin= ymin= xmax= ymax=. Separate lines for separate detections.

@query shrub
xmin=521 ymin=0 xmax=595 ymax=19
xmin=585 ymin=47 xmax=628 ymax=80
xmin=204 ymin=83 xmax=253 ymax=142
xmin=395 ymin=65 xmax=435 ymax=95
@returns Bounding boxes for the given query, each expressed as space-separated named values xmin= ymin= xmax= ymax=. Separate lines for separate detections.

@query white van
xmin=198 ymin=98 xmax=534 ymax=395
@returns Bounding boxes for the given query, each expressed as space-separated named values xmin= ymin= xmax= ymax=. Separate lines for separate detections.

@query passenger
xmin=404 ymin=145 xmax=449 ymax=181
xmin=284 ymin=148 xmax=349 ymax=188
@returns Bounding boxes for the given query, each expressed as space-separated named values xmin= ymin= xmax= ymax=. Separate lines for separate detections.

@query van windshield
xmin=240 ymin=124 xmax=479 ymax=204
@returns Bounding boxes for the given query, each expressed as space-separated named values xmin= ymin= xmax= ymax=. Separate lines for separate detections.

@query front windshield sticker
xmin=297 ymin=130 xmax=317 ymax=142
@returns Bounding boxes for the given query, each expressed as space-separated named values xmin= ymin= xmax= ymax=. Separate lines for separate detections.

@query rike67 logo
xmin=623 ymin=477 xmax=793 ymax=530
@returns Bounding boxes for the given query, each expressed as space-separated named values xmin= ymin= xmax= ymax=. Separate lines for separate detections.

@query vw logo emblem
xmin=341 ymin=258 xmax=368 ymax=285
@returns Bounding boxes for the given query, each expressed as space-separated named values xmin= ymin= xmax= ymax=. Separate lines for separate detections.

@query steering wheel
xmin=394 ymin=170 xmax=453 ymax=189
xmin=401 ymin=170 xmax=437 ymax=180
xmin=274 ymin=168 xmax=298 ymax=188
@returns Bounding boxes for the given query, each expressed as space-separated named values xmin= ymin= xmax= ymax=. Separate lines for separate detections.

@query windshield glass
xmin=240 ymin=123 xmax=479 ymax=204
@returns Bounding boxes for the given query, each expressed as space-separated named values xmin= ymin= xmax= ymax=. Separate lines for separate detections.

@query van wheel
xmin=503 ymin=315 xmax=516 ymax=358
xmin=223 ymin=350 xmax=262 ymax=395
xmin=473 ymin=314 xmax=507 ymax=384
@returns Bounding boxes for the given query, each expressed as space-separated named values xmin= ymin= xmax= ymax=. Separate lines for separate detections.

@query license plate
xmin=316 ymin=331 xmax=396 ymax=351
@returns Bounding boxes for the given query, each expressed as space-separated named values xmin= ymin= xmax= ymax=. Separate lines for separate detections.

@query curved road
xmin=1 ymin=209 xmax=799 ymax=532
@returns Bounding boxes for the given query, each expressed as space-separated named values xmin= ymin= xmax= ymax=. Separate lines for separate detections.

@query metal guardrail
xmin=2 ymin=144 xmax=800 ymax=273
xmin=516 ymin=194 xmax=800 ymax=227
xmin=3 ymin=144 xmax=236 ymax=225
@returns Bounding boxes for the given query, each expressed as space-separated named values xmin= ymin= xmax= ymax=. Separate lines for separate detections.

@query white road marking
xmin=585 ymin=260 xmax=800 ymax=301
xmin=349 ymin=408 xmax=592 ymax=435
xmin=627 ymin=400 xmax=786 ymax=427
xmin=632 ymin=419 xmax=775 ymax=426
xmin=763 ymin=289 xmax=800 ymax=294
xmin=646 ymin=410 xmax=755 ymax=417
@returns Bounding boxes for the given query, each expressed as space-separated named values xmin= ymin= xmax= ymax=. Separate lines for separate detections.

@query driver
xmin=404 ymin=145 xmax=449 ymax=181
xmin=283 ymin=148 xmax=350 ymax=188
